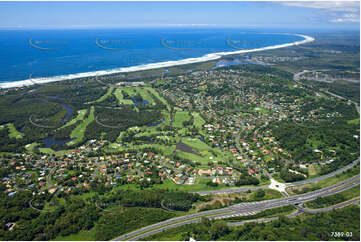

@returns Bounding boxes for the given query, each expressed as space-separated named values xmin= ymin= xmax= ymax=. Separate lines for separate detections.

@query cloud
xmin=331 ymin=13 xmax=360 ymax=22
xmin=280 ymin=1 xmax=360 ymax=12
xmin=280 ymin=1 xmax=360 ymax=23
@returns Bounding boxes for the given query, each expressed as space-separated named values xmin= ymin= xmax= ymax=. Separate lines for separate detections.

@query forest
xmin=143 ymin=205 xmax=360 ymax=241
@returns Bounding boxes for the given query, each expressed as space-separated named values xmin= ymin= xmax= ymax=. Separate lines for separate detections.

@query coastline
xmin=0 ymin=34 xmax=314 ymax=89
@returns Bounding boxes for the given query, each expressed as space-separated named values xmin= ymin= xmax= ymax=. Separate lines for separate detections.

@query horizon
xmin=0 ymin=1 xmax=359 ymax=30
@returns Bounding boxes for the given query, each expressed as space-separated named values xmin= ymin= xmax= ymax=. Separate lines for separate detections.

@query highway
xmin=111 ymin=174 xmax=360 ymax=241
xmin=227 ymin=197 xmax=360 ymax=227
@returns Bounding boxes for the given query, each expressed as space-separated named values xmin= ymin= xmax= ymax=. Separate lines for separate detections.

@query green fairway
xmin=192 ymin=112 xmax=205 ymax=129
xmin=59 ymin=109 xmax=88 ymax=130
xmin=182 ymin=137 xmax=210 ymax=151
xmin=86 ymin=87 xmax=114 ymax=104
xmin=37 ymin=147 xmax=74 ymax=156
xmin=106 ymin=143 xmax=176 ymax=156
xmin=347 ymin=117 xmax=360 ymax=125
xmin=121 ymin=86 xmax=137 ymax=96
xmin=68 ymin=106 xmax=95 ymax=146
xmin=173 ymin=111 xmax=190 ymax=128
xmin=175 ymin=150 xmax=210 ymax=165
xmin=181 ymin=137 xmax=235 ymax=164
xmin=254 ymin=106 xmax=269 ymax=114
xmin=144 ymin=87 xmax=171 ymax=111
xmin=25 ymin=142 xmax=40 ymax=152
xmin=136 ymin=87 xmax=155 ymax=105
xmin=113 ymin=88 xmax=134 ymax=105
xmin=7 ymin=123 xmax=24 ymax=139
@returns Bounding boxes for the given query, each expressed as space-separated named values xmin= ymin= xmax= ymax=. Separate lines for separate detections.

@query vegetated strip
xmin=113 ymin=209 xmax=235 ymax=241
xmin=304 ymin=184 xmax=360 ymax=209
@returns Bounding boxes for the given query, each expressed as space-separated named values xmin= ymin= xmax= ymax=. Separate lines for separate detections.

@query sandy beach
xmin=0 ymin=34 xmax=314 ymax=89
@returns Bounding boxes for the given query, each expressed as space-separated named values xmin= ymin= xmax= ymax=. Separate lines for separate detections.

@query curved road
xmin=227 ymin=197 xmax=360 ymax=227
xmin=112 ymin=174 xmax=360 ymax=241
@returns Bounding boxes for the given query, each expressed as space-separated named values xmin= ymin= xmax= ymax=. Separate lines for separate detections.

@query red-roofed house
xmin=198 ymin=169 xmax=211 ymax=176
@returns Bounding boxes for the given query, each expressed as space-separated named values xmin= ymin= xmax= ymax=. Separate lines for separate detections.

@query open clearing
xmin=68 ymin=106 xmax=95 ymax=146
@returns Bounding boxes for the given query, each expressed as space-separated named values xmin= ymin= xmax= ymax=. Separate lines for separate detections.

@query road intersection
xmin=112 ymin=172 xmax=360 ymax=241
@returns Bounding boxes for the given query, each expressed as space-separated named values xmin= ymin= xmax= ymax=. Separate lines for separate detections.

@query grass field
xmin=68 ymin=106 xmax=95 ymax=146
xmin=6 ymin=123 xmax=24 ymax=139
xmin=181 ymin=137 xmax=235 ymax=165
xmin=308 ymin=164 xmax=321 ymax=177
xmin=114 ymin=177 xmax=230 ymax=193
xmin=182 ymin=137 xmax=210 ymax=151
xmin=121 ymin=86 xmax=137 ymax=96
xmin=145 ymin=87 xmax=171 ymax=111
xmin=304 ymin=185 xmax=360 ymax=209
xmin=113 ymin=88 xmax=134 ymax=105
xmin=86 ymin=87 xmax=114 ymax=104
xmin=37 ymin=148 xmax=74 ymax=156
xmin=254 ymin=107 xmax=269 ymax=114
xmin=173 ymin=111 xmax=190 ymax=128
xmin=137 ymin=87 xmax=155 ymax=105
xmin=106 ymin=143 xmax=176 ymax=156
xmin=192 ymin=112 xmax=205 ymax=129
xmin=147 ymin=177 xmax=230 ymax=192
xmin=115 ymin=176 xmax=270 ymax=193
xmin=25 ymin=142 xmax=40 ymax=152
xmin=347 ymin=117 xmax=360 ymax=125
xmin=59 ymin=109 xmax=88 ymax=130
xmin=287 ymin=164 xmax=360 ymax=195
xmin=53 ymin=228 xmax=96 ymax=241
xmin=175 ymin=150 xmax=210 ymax=165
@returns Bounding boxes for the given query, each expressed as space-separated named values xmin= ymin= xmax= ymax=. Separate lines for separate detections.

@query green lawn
xmin=254 ymin=107 xmax=269 ymax=114
xmin=86 ymin=87 xmax=114 ymax=104
xmin=181 ymin=137 xmax=235 ymax=165
xmin=59 ymin=109 xmax=88 ymax=130
xmin=121 ymin=86 xmax=137 ymax=96
xmin=106 ymin=143 xmax=176 ymax=156
xmin=113 ymin=88 xmax=134 ymax=105
xmin=175 ymin=150 xmax=210 ymax=165
xmin=173 ymin=111 xmax=190 ymax=128
xmin=7 ymin=123 xmax=24 ymax=139
xmin=137 ymin=87 xmax=155 ymax=105
xmin=53 ymin=228 xmax=96 ymax=241
xmin=287 ymin=164 xmax=360 ymax=195
xmin=192 ymin=112 xmax=205 ymax=129
xmin=25 ymin=142 xmax=40 ymax=153
xmin=68 ymin=106 xmax=95 ymax=146
xmin=308 ymin=164 xmax=321 ymax=177
xmin=37 ymin=148 xmax=74 ymax=156
xmin=115 ymin=177 xmax=270 ymax=193
xmin=146 ymin=177 xmax=230 ymax=192
xmin=182 ymin=137 xmax=210 ymax=151
xmin=144 ymin=87 xmax=171 ymax=111
xmin=347 ymin=117 xmax=360 ymax=125
xmin=305 ymin=185 xmax=360 ymax=209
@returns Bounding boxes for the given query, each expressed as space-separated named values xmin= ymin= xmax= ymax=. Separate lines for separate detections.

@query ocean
xmin=0 ymin=28 xmax=307 ymax=87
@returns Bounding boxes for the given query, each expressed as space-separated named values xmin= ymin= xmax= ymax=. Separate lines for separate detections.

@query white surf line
xmin=0 ymin=34 xmax=314 ymax=89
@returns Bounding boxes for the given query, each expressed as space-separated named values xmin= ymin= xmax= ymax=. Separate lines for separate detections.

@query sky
xmin=0 ymin=1 xmax=359 ymax=30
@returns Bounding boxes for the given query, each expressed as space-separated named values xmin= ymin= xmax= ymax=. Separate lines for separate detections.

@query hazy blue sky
xmin=0 ymin=1 xmax=359 ymax=29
